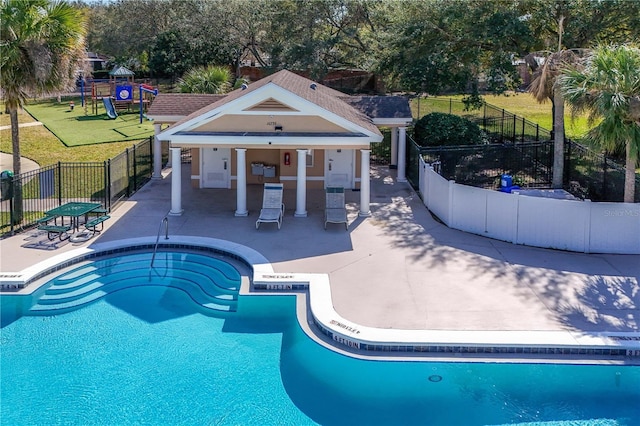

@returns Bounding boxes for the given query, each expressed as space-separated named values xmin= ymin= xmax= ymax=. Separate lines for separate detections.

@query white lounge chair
xmin=256 ymin=183 xmax=285 ymax=229
xmin=324 ymin=186 xmax=348 ymax=230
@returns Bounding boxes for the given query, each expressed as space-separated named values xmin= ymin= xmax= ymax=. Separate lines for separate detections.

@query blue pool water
xmin=1 ymin=251 xmax=639 ymax=425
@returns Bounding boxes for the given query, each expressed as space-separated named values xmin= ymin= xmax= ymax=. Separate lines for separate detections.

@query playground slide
xmin=102 ymin=97 xmax=118 ymax=119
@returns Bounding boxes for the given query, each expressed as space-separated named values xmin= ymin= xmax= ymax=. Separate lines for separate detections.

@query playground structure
xmin=102 ymin=97 xmax=117 ymax=119
xmin=81 ymin=66 xmax=157 ymax=121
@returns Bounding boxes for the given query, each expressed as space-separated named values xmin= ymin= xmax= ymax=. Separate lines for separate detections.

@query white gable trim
xmin=151 ymin=115 xmax=185 ymax=124
xmin=158 ymin=83 xmax=380 ymax=141
xmin=168 ymin=134 xmax=376 ymax=146
xmin=373 ymin=118 xmax=413 ymax=126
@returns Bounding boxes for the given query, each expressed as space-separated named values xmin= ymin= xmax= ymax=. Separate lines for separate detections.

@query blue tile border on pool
xmin=252 ymin=271 xmax=640 ymax=363
xmin=2 ymin=236 xmax=639 ymax=364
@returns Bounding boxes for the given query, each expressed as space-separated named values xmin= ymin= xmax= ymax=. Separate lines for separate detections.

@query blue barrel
xmin=500 ymin=174 xmax=512 ymax=189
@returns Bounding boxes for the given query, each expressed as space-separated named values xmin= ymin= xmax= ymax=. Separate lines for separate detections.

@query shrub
xmin=413 ymin=112 xmax=485 ymax=146
xmin=178 ymin=65 xmax=232 ymax=94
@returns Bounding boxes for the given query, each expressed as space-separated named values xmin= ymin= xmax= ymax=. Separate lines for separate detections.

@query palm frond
xmin=178 ymin=65 xmax=233 ymax=94
xmin=558 ymin=43 xmax=640 ymax=201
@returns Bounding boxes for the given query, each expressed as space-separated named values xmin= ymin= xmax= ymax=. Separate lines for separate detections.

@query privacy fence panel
xmin=419 ymin=156 xmax=640 ymax=254
xmin=423 ymin=165 xmax=452 ymax=225
xmin=588 ymin=203 xmax=640 ymax=254
xmin=484 ymin=191 xmax=518 ymax=242
xmin=450 ymin=184 xmax=487 ymax=235
xmin=515 ymin=197 xmax=589 ymax=252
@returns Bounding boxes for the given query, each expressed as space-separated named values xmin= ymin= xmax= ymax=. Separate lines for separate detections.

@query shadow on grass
xmin=75 ymin=114 xmax=111 ymax=121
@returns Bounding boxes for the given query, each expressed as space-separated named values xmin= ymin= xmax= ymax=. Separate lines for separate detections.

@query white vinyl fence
xmin=418 ymin=157 xmax=640 ymax=254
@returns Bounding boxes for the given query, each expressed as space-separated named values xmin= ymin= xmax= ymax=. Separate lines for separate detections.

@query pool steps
xmin=44 ymin=266 xmax=237 ymax=297
xmin=30 ymin=280 xmax=237 ymax=316
xmin=6 ymin=237 xmax=638 ymax=363
xmin=28 ymin=252 xmax=241 ymax=316
xmin=29 ymin=285 xmax=235 ymax=316
xmin=50 ymin=252 xmax=241 ymax=286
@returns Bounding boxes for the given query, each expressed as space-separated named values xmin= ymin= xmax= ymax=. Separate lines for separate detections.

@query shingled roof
xmin=342 ymin=96 xmax=413 ymax=120
xmin=147 ymin=93 xmax=225 ymax=119
xmin=148 ymin=70 xmax=412 ymax=130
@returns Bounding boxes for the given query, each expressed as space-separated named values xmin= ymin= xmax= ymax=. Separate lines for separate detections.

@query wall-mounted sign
xmin=116 ymin=85 xmax=132 ymax=101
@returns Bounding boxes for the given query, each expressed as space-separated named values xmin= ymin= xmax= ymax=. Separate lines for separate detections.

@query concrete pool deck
xmin=1 ymin=164 xmax=639 ymax=362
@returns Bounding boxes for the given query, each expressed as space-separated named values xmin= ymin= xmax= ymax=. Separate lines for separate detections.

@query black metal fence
xmin=418 ymin=97 xmax=550 ymax=144
xmin=1 ymin=137 xmax=156 ymax=237
xmin=412 ymin=139 xmax=553 ymax=189
xmin=564 ymin=142 xmax=640 ymax=202
xmin=371 ymin=128 xmax=392 ymax=165
xmin=410 ymin=98 xmax=639 ymax=202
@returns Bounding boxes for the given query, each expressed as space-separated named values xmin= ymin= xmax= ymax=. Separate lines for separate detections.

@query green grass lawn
xmin=23 ymin=97 xmax=154 ymax=147
xmin=0 ymin=105 xmax=147 ymax=167
xmin=412 ymin=92 xmax=594 ymax=140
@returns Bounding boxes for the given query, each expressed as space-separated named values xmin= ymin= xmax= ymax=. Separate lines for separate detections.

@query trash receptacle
xmin=0 ymin=170 xmax=14 ymax=201
xmin=500 ymin=174 xmax=512 ymax=190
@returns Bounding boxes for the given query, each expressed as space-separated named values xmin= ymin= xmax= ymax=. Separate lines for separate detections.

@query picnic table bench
xmin=84 ymin=215 xmax=110 ymax=236
xmin=35 ymin=202 xmax=107 ymax=242
xmin=90 ymin=207 xmax=109 ymax=216
xmin=38 ymin=224 xmax=71 ymax=241
xmin=36 ymin=215 xmax=58 ymax=225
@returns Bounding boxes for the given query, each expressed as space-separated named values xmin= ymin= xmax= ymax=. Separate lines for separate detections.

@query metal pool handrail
xmin=150 ymin=216 xmax=169 ymax=268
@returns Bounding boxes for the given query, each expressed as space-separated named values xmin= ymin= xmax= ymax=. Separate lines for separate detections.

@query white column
xmin=152 ymin=123 xmax=162 ymax=179
xmin=168 ymin=147 xmax=183 ymax=216
xmin=359 ymin=149 xmax=371 ymax=217
xmin=235 ymin=148 xmax=248 ymax=216
xmin=390 ymin=127 xmax=398 ymax=168
xmin=294 ymin=149 xmax=307 ymax=217
xmin=166 ymin=141 xmax=173 ymax=168
xmin=397 ymin=126 xmax=407 ymax=182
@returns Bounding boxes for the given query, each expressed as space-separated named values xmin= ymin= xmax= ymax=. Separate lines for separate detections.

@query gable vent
xmin=246 ymin=98 xmax=298 ymax=112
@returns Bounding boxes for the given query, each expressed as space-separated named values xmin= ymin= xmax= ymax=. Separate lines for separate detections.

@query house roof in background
xmin=342 ymin=96 xmax=413 ymax=120
xmin=147 ymin=93 xmax=224 ymax=118
xmin=86 ymin=51 xmax=109 ymax=62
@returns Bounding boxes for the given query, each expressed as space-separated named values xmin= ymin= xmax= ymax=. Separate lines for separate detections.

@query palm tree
xmin=178 ymin=65 xmax=233 ymax=94
xmin=1 ymin=0 xmax=87 ymax=223
xmin=559 ymin=44 xmax=640 ymax=203
xmin=527 ymin=50 xmax=568 ymax=188
xmin=526 ymin=15 xmax=588 ymax=189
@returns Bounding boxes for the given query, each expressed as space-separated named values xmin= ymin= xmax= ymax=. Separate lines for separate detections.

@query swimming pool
xmin=1 ymin=250 xmax=639 ymax=425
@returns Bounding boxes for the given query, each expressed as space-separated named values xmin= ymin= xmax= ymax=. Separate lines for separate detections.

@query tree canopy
xmin=20 ymin=0 xmax=640 ymax=93
xmin=413 ymin=113 xmax=485 ymax=147
xmin=81 ymin=0 xmax=639 ymax=93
